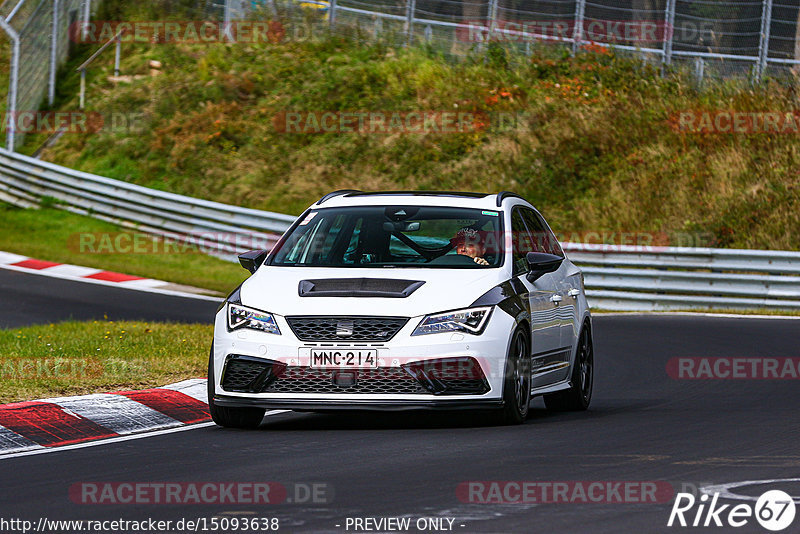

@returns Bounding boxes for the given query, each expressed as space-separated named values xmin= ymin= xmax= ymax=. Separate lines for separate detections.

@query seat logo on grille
xmin=336 ymin=320 xmax=354 ymax=337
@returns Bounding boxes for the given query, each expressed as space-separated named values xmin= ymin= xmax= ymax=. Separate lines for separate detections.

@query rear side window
xmin=521 ymin=208 xmax=563 ymax=258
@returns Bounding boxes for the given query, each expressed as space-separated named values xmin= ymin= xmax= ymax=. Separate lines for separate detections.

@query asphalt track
xmin=0 ymin=269 xmax=220 ymax=328
xmin=2 ymin=269 xmax=800 ymax=533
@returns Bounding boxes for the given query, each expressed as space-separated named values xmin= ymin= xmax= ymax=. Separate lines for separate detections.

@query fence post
xmin=662 ymin=0 xmax=676 ymax=67
xmin=695 ymin=57 xmax=704 ymax=84
xmin=114 ymin=33 xmax=121 ymax=76
xmin=756 ymin=0 xmax=773 ymax=82
xmin=329 ymin=0 xmax=337 ymax=30
xmin=488 ymin=0 xmax=498 ymax=35
xmin=0 ymin=17 xmax=19 ymax=151
xmin=82 ymin=0 xmax=91 ymax=40
xmin=49 ymin=0 xmax=60 ymax=106
xmin=406 ymin=0 xmax=416 ymax=46
xmin=571 ymin=0 xmax=585 ymax=54
xmin=79 ymin=68 xmax=86 ymax=110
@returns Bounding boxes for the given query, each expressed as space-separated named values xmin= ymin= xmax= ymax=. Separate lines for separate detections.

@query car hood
xmin=239 ymin=266 xmax=504 ymax=317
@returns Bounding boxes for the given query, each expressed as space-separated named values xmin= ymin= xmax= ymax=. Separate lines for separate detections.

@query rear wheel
xmin=494 ymin=327 xmax=531 ymax=425
xmin=544 ymin=323 xmax=593 ymax=412
xmin=207 ymin=350 xmax=266 ymax=429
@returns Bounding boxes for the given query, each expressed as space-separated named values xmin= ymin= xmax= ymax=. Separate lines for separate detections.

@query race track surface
xmin=2 ymin=271 xmax=799 ymax=533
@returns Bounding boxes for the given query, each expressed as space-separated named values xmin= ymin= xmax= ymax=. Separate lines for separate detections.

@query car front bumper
xmin=210 ymin=306 xmax=516 ymax=408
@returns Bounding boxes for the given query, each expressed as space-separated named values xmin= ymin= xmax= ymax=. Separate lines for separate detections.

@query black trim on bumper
xmin=212 ymin=395 xmax=504 ymax=412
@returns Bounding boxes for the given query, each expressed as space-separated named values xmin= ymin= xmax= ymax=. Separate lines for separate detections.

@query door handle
xmin=568 ymin=288 xmax=580 ymax=299
xmin=550 ymin=294 xmax=563 ymax=305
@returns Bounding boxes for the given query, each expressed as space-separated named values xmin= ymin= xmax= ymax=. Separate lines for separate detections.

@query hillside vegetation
xmin=29 ymin=2 xmax=800 ymax=250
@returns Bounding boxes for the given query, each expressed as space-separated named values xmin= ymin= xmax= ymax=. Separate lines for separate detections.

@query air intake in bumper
xmin=220 ymin=355 xmax=286 ymax=393
xmin=402 ymin=357 xmax=490 ymax=395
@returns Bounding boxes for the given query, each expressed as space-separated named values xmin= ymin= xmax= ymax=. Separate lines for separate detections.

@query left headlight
xmin=227 ymin=303 xmax=281 ymax=335
xmin=412 ymin=306 xmax=492 ymax=336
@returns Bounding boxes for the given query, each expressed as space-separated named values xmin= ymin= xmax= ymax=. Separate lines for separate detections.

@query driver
xmin=453 ymin=227 xmax=489 ymax=266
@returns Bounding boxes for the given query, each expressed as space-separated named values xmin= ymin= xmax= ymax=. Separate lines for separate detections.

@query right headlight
xmin=412 ymin=306 xmax=492 ymax=336
xmin=227 ymin=303 xmax=281 ymax=335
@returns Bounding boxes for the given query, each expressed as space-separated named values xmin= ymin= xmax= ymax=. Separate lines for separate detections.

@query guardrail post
xmin=662 ymin=0 xmax=676 ymax=67
xmin=329 ymin=0 xmax=337 ymax=30
xmin=48 ymin=0 xmax=60 ymax=106
xmin=756 ymin=0 xmax=773 ymax=82
xmin=571 ymin=0 xmax=585 ymax=55
xmin=405 ymin=0 xmax=416 ymax=46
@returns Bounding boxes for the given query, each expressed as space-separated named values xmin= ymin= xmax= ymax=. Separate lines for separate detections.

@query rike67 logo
xmin=668 ymin=490 xmax=796 ymax=531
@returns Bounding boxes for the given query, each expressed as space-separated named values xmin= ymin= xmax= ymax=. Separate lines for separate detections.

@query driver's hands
xmin=473 ymin=257 xmax=489 ymax=266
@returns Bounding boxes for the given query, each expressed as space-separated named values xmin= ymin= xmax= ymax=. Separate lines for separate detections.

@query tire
xmin=207 ymin=349 xmax=266 ymax=429
xmin=493 ymin=327 xmax=531 ymax=425
xmin=544 ymin=322 xmax=593 ymax=412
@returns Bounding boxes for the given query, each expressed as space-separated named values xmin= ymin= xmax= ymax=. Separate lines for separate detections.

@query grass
xmin=0 ymin=320 xmax=211 ymax=404
xmin=0 ymin=202 xmax=247 ymax=294
xmin=23 ymin=0 xmax=800 ymax=251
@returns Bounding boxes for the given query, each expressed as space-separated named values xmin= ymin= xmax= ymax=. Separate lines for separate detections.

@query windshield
xmin=269 ymin=206 xmax=504 ymax=268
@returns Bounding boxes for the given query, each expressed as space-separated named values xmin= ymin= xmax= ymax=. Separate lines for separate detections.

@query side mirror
xmin=238 ymin=249 xmax=268 ymax=274
xmin=525 ymin=252 xmax=563 ymax=282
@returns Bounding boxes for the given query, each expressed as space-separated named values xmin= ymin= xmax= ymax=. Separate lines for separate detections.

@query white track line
xmin=593 ymin=311 xmax=800 ymax=320
xmin=0 ymin=410 xmax=290 ymax=461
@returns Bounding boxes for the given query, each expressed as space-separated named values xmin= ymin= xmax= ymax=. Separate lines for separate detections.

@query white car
xmin=208 ymin=191 xmax=593 ymax=427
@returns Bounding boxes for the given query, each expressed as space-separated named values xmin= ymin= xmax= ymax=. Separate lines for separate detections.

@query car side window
xmin=521 ymin=208 xmax=564 ymax=258
xmin=511 ymin=208 xmax=533 ymax=275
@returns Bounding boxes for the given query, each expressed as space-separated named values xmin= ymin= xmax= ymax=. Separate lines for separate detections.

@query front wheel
xmin=207 ymin=350 xmax=265 ymax=429
xmin=544 ymin=323 xmax=593 ymax=412
xmin=493 ymin=327 xmax=531 ymax=425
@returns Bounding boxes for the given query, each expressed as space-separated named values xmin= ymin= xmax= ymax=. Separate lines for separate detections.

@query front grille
xmin=263 ymin=367 xmax=428 ymax=395
xmin=285 ymin=316 xmax=408 ymax=342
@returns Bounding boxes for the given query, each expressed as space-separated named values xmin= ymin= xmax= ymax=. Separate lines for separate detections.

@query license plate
xmin=309 ymin=348 xmax=378 ymax=368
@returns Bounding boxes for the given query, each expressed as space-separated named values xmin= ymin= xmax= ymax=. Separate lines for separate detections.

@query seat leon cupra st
xmin=208 ymin=191 xmax=593 ymax=427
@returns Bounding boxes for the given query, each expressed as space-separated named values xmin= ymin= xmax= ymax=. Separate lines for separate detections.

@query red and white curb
xmin=0 ymin=379 xmax=211 ymax=455
xmin=0 ymin=251 xmax=220 ymax=301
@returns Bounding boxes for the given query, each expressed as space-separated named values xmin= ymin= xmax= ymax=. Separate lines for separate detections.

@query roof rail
xmin=496 ymin=191 xmax=525 ymax=207
xmin=316 ymin=189 xmax=361 ymax=205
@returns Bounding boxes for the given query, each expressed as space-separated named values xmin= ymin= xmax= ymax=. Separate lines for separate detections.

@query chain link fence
xmin=0 ymin=0 xmax=91 ymax=151
xmin=1 ymin=0 xmax=796 ymax=152
xmin=230 ymin=0 xmax=800 ymax=82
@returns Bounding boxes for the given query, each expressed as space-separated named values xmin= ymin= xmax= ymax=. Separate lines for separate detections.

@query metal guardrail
xmin=563 ymin=243 xmax=800 ymax=311
xmin=0 ymin=148 xmax=295 ymax=261
xmin=0 ymin=146 xmax=798 ymax=311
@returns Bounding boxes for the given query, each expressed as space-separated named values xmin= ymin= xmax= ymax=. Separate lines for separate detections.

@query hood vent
xmin=298 ymin=278 xmax=425 ymax=298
